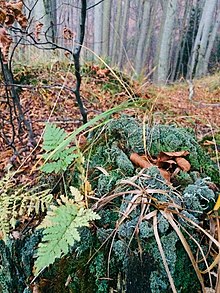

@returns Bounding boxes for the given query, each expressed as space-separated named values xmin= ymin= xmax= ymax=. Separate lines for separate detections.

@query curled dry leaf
xmin=130 ymin=152 xmax=152 ymax=168
xmin=159 ymin=169 xmax=171 ymax=182
xmin=5 ymin=1 xmax=27 ymax=28
xmin=175 ymin=157 xmax=191 ymax=172
xmin=161 ymin=150 xmax=189 ymax=157
xmin=0 ymin=8 xmax=6 ymax=24
xmin=157 ymin=150 xmax=189 ymax=162
xmin=63 ymin=26 xmax=75 ymax=40
xmin=130 ymin=152 xmax=171 ymax=182
xmin=157 ymin=159 xmax=177 ymax=169
xmin=0 ymin=27 xmax=12 ymax=63
xmin=5 ymin=12 xmax=14 ymax=27
xmin=34 ymin=22 xmax=43 ymax=40
xmin=157 ymin=150 xmax=191 ymax=172
xmin=96 ymin=69 xmax=110 ymax=77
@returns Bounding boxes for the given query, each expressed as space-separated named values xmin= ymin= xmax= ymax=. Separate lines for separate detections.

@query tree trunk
xmin=102 ymin=0 xmax=111 ymax=58
xmin=170 ymin=0 xmax=192 ymax=81
xmin=188 ymin=0 xmax=218 ymax=78
xmin=134 ymin=0 xmax=151 ymax=75
xmin=132 ymin=0 xmax=144 ymax=59
xmin=143 ymin=0 xmax=158 ymax=77
xmin=94 ymin=0 xmax=103 ymax=57
xmin=154 ymin=0 xmax=178 ymax=83
xmin=111 ymin=1 xmax=122 ymax=65
xmin=199 ymin=8 xmax=220 ymax=76
xmin=118 ymin=0 xmax=130 ymax=70
xmin=30 ymin=0 xmax=56 ymax=44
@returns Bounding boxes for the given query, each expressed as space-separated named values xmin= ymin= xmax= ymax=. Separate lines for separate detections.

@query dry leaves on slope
xmin=5 ymin=1 xmax=27 ymax=28
xmin=130 ymin=150 xmax=191 ymax=182
xmin=0 ymin=1 xmax=27 ymax=63
xmin=0 ymin=27 xmax=12 ymax=63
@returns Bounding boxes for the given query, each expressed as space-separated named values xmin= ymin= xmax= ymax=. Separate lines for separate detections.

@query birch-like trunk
xmin=132 ymin=0 xmax=144 ymax=58
xmin=143 ymin=0 xmax=158 ymax=75
xmin=134 ymin=0 xmax=151 ymax=75
xmin=118 ymin=0 xmax=130 ymax=69
xmin=111 ymin=1 xmax=122 ymax=65
xmin=154 ymin=0 xmax=178 ymax=83
xmin=202 ymin=9 xmax=220 ymax=75
xmin=94 ymin=0 xmax=103 ymax=57
xmin=30 ymin=0 xmax=56 ymax=43
xmin=170 ymin=0 xmax=192 ymax=81
xmin=188 ymin=0 xmax=218 ymax=78
xmin=102 ymin=0 xmax=111 ymax=58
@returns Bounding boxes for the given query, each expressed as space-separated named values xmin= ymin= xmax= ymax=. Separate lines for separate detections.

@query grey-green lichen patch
xmin=182 ymin=178 xmax=215 ymax=216
xmin=107 ymin=115 xmax=146 ymax=154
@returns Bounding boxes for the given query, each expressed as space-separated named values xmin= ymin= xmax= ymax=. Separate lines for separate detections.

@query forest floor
xmin=0 ymin=64 xmax=220 ymax=179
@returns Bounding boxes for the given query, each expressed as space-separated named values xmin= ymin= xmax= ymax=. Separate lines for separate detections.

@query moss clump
xmin=3 ymin=116 xmax=218 ymax=293
xmin=105 ymin=116 xmax=219 ymax=184
xmin=148 ymin=124 xmax=219 ymax=184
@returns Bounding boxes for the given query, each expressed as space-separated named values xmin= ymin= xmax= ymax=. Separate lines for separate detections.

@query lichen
xmin=182 ymin=178 xmax=215 ymax=216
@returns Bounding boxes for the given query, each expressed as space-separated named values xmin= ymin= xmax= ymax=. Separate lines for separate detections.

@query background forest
xmin=0 ymin=1 xmax=220 ymax=293
xmin=7 ymin=0 xmax=220 ymax=82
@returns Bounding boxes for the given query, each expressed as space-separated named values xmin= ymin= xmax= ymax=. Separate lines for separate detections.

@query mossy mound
xmin=58 ymin=116 xmax=218 ymax=293
xmin=0 ymin=116 xmax=219 ymax=293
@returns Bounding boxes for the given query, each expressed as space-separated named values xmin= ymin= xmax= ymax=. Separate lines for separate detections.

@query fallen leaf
xmin=175 ymin=157 xmax=191 ymax=171
xmin=130 ymin=153 xmax=152 ymax=168
xmin=203 ymin=140 xmax=215 ymax=146
xmin=157 ymin=159 xmax=177 ymax=169
xmin=159 ymin=169 xmax=171 ymax=182
xmin=158 ymin=150 xmax=189 ymax=162
xmin=213 ymin=194 xmax=220 ymax=211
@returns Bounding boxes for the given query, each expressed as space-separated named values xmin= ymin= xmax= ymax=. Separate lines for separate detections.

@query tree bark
xmin=94 ymin=0 xmax=103 ymax=57
xmin=154 ymin=0 xmax=178 ymax=83
xmin=134 ymin=0 xmax=151 ymax=75
xmin=29 ymin=0 xmax=56 ymax=44
xmin=102 ymin=0 xmax=111 ymax=58
xmin=111 ymin=1 xmax=122 ymax=65
xmin=188 ymin=0 xmax=218 ymax=78
xmin=199 ymin=8 xmax=220 ymax=76
xmin=118 ymin=0 xmax=130 ymax=69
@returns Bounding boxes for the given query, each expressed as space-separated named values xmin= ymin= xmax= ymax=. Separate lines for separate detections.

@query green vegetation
xmin=1 ymin=115 xmax=219 ymax=292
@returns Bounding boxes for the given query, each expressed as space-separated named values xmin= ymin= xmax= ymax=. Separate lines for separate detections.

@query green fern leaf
xmin=43 ymin=123 xmax=67 ymax=151
xmin=34 ymin=193 xmax=100 ymax=275
xmin=41 ymin=124 xmax=78 ymax=173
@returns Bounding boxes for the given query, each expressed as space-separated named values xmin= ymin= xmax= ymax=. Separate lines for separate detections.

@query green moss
xmin=3 ymin=116 xmax=217 ymax=293
xmin=174 ymin=243 xmax=200 ymax=293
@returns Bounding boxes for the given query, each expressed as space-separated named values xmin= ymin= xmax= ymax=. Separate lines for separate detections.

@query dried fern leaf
xmin=0 ymin=173 xmax=52 ymax=240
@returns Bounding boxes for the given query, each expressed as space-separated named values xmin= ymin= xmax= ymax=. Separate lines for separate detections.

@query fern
xmin=41 ymin=123 xmax=78 ymax=173
xmin=0 ymin=173 xmax=53 ymax=240
xmin=34 ymin=187 xmax=100 ymax=275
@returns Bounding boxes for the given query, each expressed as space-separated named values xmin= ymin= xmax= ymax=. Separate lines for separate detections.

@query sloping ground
xmin=0 ymin=65 xmax=219 ymax=178
xmin=150 ymin=76 xmax=220 ymax=137
xmin=0 ymin=66 xmax=220 ymax=293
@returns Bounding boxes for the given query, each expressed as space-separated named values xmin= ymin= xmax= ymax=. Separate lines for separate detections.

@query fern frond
xmin=0 ymin=174 xmax=53 ymax=240
xmin=34 ymin=190 xmax=100 ymax=275
xmin=41 ymin=123 xmax=78 ymax=173
xmin=42 ymin=123 xmax=67 ymax=151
